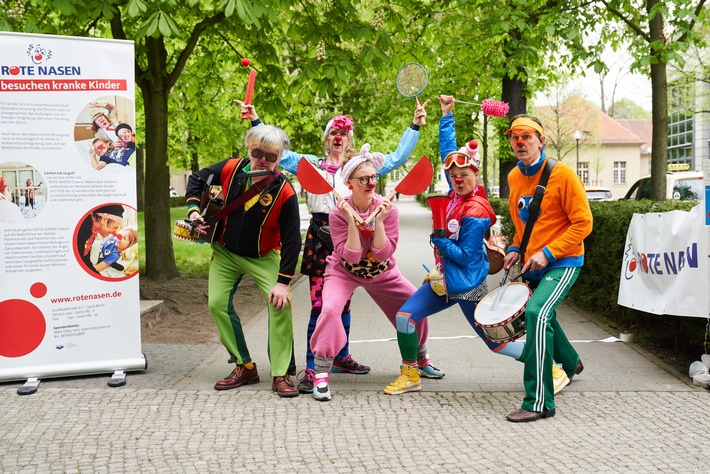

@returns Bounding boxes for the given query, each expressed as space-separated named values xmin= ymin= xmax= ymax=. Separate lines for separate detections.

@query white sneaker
xmin=313 ymin=372 xmax=331 ymax=401
xmin=553 ymin=364 xmax=570 ymax=394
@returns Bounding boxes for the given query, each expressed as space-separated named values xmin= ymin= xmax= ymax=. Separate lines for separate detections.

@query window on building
xmin=668 ymin=80 xmax=695 ymax=169
xmin=578 ymin=162 xmax=589 ymax=185
xmin=613 ymin=162 xmax=626 ymax=185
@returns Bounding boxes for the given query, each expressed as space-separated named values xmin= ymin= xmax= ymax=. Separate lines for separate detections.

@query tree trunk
xmin=499 ymin=69 xmax=527 ymax=199
xmin=140 ymin=38 xmax=178 ymax=281
xmin=136 ymin=145 xmax=144 ymax=211
xmin=189 ymin=133 xmax=200 ymax=174
xmin=648 ymin=0 xmax=668 ymax=200
xmin=649 ymin=62 xmax=668 ymax=200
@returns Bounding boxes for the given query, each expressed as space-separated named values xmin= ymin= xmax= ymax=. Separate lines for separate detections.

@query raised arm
xmin=376 ymin=100 xmax=430 ymax=175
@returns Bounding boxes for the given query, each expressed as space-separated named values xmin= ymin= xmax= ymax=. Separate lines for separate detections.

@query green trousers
xmin=208 ymin=243 xmax=294 ymax=377
xmin=521 ymin=267 xmax=581 ymax=412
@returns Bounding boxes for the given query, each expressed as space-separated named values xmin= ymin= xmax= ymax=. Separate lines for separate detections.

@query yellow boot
xmin=384 ymin=365 xmax=421 ymax=395
xmin=553 ymin=364 xmax=570 ymax=394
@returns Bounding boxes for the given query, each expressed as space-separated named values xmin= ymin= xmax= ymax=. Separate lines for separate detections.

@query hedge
xmin=420 ymin=194 xmax=708 ymax=358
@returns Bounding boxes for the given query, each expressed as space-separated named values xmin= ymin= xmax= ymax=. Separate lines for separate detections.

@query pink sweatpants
xmin=311 ymin=263 xmax=429 ymax=358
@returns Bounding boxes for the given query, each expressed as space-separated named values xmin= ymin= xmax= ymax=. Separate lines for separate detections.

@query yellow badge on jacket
xmin=259 ymin=193 xmax=273 ymax=206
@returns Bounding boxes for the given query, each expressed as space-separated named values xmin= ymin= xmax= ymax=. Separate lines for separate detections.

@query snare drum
xmin=172 ymin=220 xmax=199 ymax=242
xmin=474 ymin=282 xmax=531 ymax=343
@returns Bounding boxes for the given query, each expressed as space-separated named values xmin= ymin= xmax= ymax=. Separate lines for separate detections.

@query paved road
xmin=2 ymin=196 xmax=708 ymax=473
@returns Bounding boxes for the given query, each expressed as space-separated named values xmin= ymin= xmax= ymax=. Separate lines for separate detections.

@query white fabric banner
xmin=0 ymin=32 xmax=145 ymax=382
xmin=618 ymin=203 xmax=709 ymax=318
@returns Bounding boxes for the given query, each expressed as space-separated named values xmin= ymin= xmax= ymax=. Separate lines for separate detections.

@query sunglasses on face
xmin=250 ymin=148 xmax=279 ymax=163
xmin=349 ymin=174 xmax=378 ymax=185
xmin=443 ymin=152 xmax=477 ymax=170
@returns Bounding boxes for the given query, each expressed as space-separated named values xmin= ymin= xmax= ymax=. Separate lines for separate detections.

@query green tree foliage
xmin=2 ymin=0 xmax=425 ymax=280
xmin=6 ymin=0 xmax=701 ymax=279
xmin=593 ymin=0 xmax=707 ymax=200
xmin=610 ymin=97 xmax=652 ymax=118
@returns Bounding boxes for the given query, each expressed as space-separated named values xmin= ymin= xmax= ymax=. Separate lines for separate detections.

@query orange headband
xmin=504 ymin=117 xmax=544 ymax=136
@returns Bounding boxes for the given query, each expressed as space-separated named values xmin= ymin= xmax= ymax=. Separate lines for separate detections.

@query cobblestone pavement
xmin=1 ymin=388 xmax=708 ymax=473
xmin=2 ymin=197 xmax=708 ymax=473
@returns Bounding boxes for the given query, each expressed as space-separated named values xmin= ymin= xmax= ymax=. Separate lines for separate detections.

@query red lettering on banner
xmin=0 ymin=79 xmax=127 ymax=92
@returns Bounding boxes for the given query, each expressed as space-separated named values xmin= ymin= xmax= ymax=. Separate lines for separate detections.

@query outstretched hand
xmin=413 ymin=98 xmax=431 ymax=126
xmin=233 ymin=99 xmax=258 ymax=121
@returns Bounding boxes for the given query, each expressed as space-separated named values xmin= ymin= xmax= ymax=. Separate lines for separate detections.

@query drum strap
xmin=211 ymin=172 xmax=276 ymax=222
xmin=519 ymin=158 xmax=557 ymax=257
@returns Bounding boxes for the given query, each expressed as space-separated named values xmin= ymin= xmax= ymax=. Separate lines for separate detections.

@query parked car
xmin=169 ymin=186 xmax=178 ymax=197
xmin=622 ymin=171 xmax=703 ymax=201
xmin=585 ymin=186 xmax=614 ymax=201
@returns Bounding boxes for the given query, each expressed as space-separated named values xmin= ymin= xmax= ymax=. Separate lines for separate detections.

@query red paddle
xmin=296 ymin=158 xmax=364 ymax=223
xmin=364 ymin=155 xmax=433 ymax=224
xmin=241 ymin=70 xmax=257 ymax=119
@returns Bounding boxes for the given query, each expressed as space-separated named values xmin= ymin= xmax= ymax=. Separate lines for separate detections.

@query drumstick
xmin=509 ymin=272 xmax=523 ymax=282
xmin=499 ymin=268 xmax=510 ymax=287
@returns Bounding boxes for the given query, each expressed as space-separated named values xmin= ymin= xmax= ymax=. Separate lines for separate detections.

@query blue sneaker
xmin=418 ymin=359 xmax=445 ymax=379
xmin=331 ymin=355 xmax=370 ymax=374
xmin=297 ymin=368 xmax=315 ymax=394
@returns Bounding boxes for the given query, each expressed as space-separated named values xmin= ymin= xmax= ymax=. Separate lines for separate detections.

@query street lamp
xmin=573 ymin=130 xmax=585 ymax=178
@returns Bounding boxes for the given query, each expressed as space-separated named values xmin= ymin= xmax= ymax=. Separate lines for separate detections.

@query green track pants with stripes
xmin=521 ymin=267 xmax=581 ymax=413
xmin=208 ymin=243 xmax=294 ymax=377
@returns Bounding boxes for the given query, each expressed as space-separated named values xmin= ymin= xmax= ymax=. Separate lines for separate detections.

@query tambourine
xmin=172 ymin=220 xmax=199 ymax=242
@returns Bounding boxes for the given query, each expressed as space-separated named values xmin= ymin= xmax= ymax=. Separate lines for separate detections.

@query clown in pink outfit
xmin=309 ymin=144 xmax=429 ymax=401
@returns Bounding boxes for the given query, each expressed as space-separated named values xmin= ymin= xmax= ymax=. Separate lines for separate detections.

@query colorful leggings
xmin=207 ymin=244 xmax=294 ymax=377
xmin=305 ymin=275 xmax=352 ymax=370
xmin=395 ymin=283 xmax=524 ymax=361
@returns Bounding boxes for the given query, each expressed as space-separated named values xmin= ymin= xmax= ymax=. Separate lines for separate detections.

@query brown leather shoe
xmin=506 ymin=408 xmax=556 ymax=423
xmin=214 ymin=364 xmax=259 ymax=390
xmin=569 ymin=359 xmax=584 ymax=382
xmin=272 ymin=375 xmax=299 ymax=397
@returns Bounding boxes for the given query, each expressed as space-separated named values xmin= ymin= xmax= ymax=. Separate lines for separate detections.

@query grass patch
xmin=138 ymin=207 xmax=213 ymax=278
xmin=138 ymin=206 xmax=306 ymax=279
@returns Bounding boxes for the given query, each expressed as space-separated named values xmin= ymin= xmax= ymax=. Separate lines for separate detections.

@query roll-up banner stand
xmin=0 ymin=32 xmax=145 ymax=389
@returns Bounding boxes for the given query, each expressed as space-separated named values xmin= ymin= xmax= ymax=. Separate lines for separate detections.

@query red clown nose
xmin=454 ymin=177 xmax=464 ymax=185
xmin=366 ymin=181 xmax=376 ymax=189
xmin=516 ymin=139 xmax=525 ymax=148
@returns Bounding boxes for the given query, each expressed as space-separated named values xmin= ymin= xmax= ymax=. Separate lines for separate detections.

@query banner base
xmin=0 ymin=355 xmax=147 ymax=383
xmin=17 ymin=377 xmax=41 ymax=396
xmin=107 ymin=370 xmax=127 ymax=387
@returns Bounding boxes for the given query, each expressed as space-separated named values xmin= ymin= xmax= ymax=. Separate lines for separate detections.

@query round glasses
xmin=250 ymin=148 xmax=279 ymax=163
xmin=349 ymin=174 xmax=378 ymax=185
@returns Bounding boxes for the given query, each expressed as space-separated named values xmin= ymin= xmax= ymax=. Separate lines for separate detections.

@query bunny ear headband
xmin=341 ymin=144 xmax=385 ymax=184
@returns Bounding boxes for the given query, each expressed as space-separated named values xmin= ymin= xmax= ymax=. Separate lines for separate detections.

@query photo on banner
xmin=74 ymin=96 xmax=136 ymax=173
xmin=0 ymin=161 xmax=47 ymax=223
